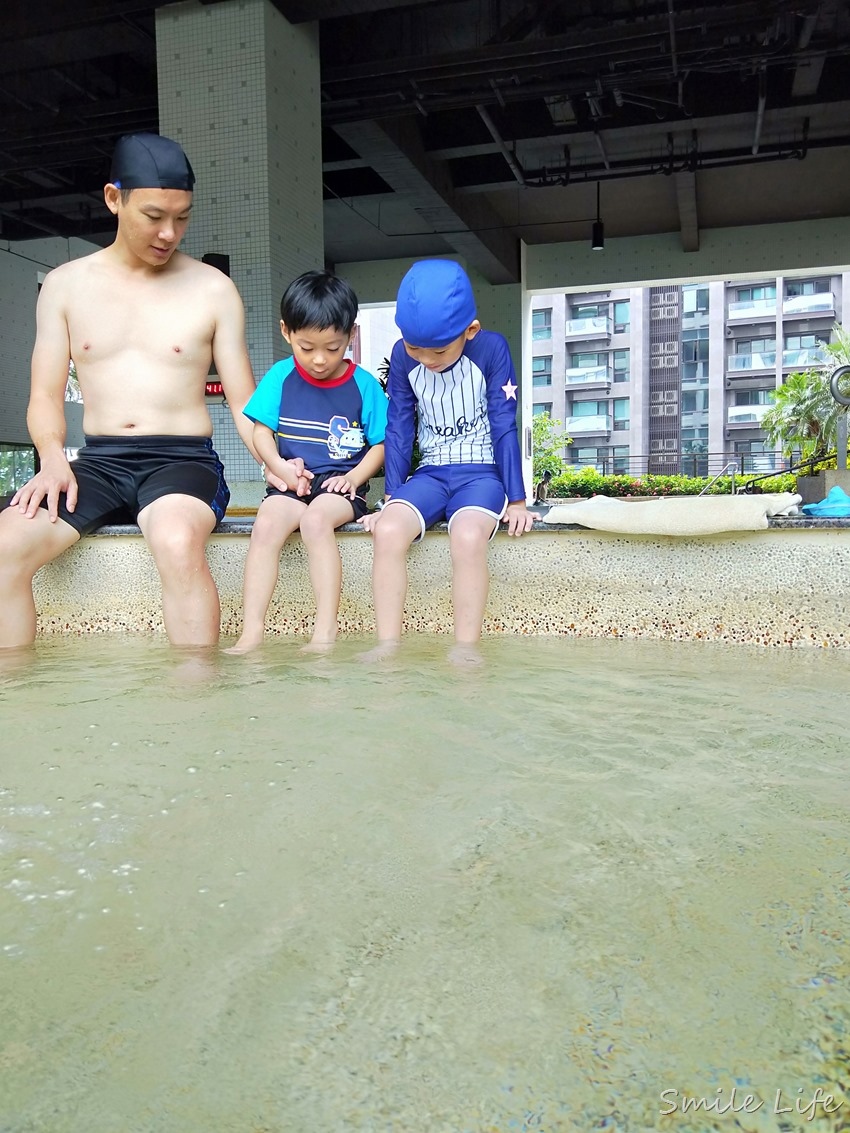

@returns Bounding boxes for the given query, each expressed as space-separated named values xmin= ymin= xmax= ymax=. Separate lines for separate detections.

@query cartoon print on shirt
xmin=328 ymin=414 xmax=366 ymax=460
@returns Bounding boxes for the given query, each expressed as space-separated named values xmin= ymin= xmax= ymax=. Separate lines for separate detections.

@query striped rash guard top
xmin=243 ymin=357 xmax=388 ymax=476
xmin=383 ymin=329 xmax=525 ymax=501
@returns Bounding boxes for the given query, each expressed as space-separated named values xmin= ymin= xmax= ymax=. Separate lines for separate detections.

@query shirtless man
xmin=0 ymin=132 xmax=267 ymax=649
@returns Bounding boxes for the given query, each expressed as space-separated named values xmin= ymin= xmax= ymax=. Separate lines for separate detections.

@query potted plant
xmin=761 ymin=324 xmax=850 ymax=504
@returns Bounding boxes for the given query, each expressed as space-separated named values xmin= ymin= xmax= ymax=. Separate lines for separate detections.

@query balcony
xmin=781 ymin=347 xmax=829 ymax=369
xmin=727 ymin=404 xmax=771 ymax=426
xmin=564 ymin=315 xmax=611 ymax=340
xmin=565 ymin=365 xmax=609 ymax=386
xmin=564 ymin=414 xmax=611 ymax=434
xmin=727 ymin=352 xmax=776 ymax=372
xmin=727 ymin=298 xmax=777 ymax=321
xmin=782 ymin=292 xmax=835 ymax=318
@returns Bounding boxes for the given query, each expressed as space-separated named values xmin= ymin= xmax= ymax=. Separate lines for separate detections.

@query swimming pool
xmin=2 ymin=635 xmax=849 ymax=1131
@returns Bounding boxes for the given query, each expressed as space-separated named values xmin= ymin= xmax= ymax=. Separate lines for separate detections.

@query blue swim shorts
xmin=387 ymin=463 xmax=507 ymax=541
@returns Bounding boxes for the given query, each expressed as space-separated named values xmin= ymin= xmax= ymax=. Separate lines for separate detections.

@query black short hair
xmin=280 ymin=270 xmax=358 ymax=335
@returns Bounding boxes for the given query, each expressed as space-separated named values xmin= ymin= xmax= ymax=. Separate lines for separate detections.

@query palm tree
xmin=761 ymin=323 xmax=850 ymax=465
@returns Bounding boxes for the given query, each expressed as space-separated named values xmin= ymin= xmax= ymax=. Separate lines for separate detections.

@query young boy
xmin=227 ymin=271 xmax=387 ymax=653
xmin=360 ymin=258 xmax=533 ymax=661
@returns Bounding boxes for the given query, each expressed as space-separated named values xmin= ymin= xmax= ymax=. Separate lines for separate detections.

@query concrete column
xmin=156 ymin=0 xmax=324 ymax=480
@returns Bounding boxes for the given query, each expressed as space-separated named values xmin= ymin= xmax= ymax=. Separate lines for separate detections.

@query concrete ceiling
xmin=2 ymin=0 xmax=849 ymax=282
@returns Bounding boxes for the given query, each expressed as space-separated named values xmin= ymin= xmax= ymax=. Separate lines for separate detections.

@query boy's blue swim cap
xmin=110 ymin=133 xmax=195 ymax=191
xmin=394 ymin=259 xmax=477 ymax=348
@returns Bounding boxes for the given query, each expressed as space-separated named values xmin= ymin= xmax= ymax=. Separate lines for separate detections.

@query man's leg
xmin=369 ymin=502 xmax=422 ymax=646
xmin=0 ymin=508 xmax=80 ymax=648
xmin=298 ymin=492 xmax=356 ymax=649
xmin=448 ymin=510 xmax=498 ymax=645
xmin=137 ymin=495 xmax=219 ymax=646
xmin=225 ymin=495 xmax=305 ymax=654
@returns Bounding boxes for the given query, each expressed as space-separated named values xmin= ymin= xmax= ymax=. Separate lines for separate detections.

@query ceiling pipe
xmin=752 ymin=68 xmax=767 ymax=154
xmin=475 ymin=104 xmax=526 ymax=186
xmin=667 ymin=0 xmax=679 ymax=80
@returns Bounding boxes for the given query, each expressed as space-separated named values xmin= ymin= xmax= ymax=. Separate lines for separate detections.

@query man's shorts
xmin=42 ymin=435 xmax=230 ymax=535
xmin=387 ymin=463 xmax=507 ymax=541
xmin=265 ymin=470 xmax=369 ymax=522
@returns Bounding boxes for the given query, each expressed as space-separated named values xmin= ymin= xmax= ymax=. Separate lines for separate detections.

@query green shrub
xmin=547 ymin=470 xmax=796 ymax=498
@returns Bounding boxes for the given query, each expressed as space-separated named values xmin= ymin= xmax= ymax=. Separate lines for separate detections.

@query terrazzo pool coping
xmin=28 ymin=512 xmax=850 ymax=647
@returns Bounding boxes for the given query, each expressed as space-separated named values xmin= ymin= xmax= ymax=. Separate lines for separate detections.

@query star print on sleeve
xmin=501 ymin=378 xmax=517 ymax=400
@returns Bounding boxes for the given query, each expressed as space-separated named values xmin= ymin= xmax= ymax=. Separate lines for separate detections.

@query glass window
xmin=612 ymin=445 xmax=630 ymax=473
xmin=734 ymin=389 xmax=774 ymax=406
xmin=572 ymin=304 xmax=601 ymax=318
xmin=0 ymin=443 xmax=36 ymax=498
xmin=533 ymin=402 xmax=552 ymax=416
xmin=570 ymin=352 xmax=604 ymax=368
xmin=613 ymin=349 xmax=630 ymax=382
xmin=683 ymin=286 xmax=709 ymax=314
xmin=613 ymin=398 xmax=629 ymax=431
xmin=736 ymin=337 xmax=776 ymax=354
xmin=682 ymin=389 xmax=709 ymax=413
xmin=572 ymin=400 xmax=606 ymax=416
xmin=785 ymin=279 xmax=830 ymax=297
xmin=784 ymin=333 xmax=828 ymax=350
xmin=532 ymin=309 xmax=552 ymax=340
xmin=682 ymin=327 xmax=709 ymax=363
xmin=736 ymin=285 xmax=776 ymax=302
xmin=532 ymin=356 xmax=552 ymax=386
xmin=613 ymin=300 xmax=630 ymax=331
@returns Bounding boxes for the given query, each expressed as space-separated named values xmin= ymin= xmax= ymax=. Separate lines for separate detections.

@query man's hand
xmin=321 ymin=474 xmax=358 ymax=500
xmin=265 ymin=457 xmax=313 ymax=496
xmin=501 ymin=501 xmax=535 ymax=536
xmin=11 ymin=455 xmax=77 ymax=522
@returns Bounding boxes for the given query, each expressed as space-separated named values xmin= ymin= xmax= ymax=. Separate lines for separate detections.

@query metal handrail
xmin=698 ymin=461 xmax=738 ymax=496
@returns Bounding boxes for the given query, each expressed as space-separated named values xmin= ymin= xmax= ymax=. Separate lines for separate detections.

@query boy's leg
xmin=370 ymin=502 xmax=423 ymax=646
xmin=0 ymin=508 xmax=80 ymax=648
xmin=137 ymin=494 xmax=220 ymax=646
xmin=297 ymin=492 xmax=357 ymax=648
xmin=225 ymin=494 xmax=305 ymax=653
xmin=448 ymin=510 xmax=498 ymax=644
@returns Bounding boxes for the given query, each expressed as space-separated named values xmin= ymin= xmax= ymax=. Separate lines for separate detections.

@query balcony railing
xmin=565 ymin=365 xmax=609 ymax=384
xmin=727 ymin=403 xmax=771 ymax=425
xmin=727 ymin=352 xmax=776 ymax=371
xmin=782 ymin=292 xmax=835 ymax=317
xmin=727 ymin=298 xmax=777 ymax=320
xmin=564 ymin=315 xmax=611 ymax=339
xmin=781 ymin=347 xmax=828 ymax=369
xmin=564 ymin=414 xmax=611 ymax=433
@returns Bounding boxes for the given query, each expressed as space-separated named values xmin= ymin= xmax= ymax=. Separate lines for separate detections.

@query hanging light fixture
xmin=591 ymin=181 xmax=605 ymax=250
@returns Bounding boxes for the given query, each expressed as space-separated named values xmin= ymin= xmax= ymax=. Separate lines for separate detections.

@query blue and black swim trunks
xmin=42 ymin=434 xmax=230 ymax=535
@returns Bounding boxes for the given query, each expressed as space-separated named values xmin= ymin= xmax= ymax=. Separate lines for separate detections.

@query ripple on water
xmin=1 ymin=635 xmax=850 ymax=1132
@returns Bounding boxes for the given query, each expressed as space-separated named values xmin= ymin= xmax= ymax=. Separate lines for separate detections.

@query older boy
xmin=227 ymin=271 xmax=387 ymax=652
xmin=361 ymin=258 xmax=533 ymax=660
xmin=0 ymin=132 xmax=263 ymax=649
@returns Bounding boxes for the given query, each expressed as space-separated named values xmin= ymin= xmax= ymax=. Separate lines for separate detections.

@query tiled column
xmin=156 ymin=0 xmax=324 ymax=480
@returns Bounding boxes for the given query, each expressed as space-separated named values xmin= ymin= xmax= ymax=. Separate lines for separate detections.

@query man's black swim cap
xmin=110 ymin=133 xmax=195 ymax=192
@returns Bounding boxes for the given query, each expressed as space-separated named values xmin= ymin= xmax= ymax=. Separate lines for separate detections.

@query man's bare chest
xmin=67 ymin=281 xmax=213 ymax=364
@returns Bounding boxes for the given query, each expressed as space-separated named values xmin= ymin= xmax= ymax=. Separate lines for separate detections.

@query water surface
xmin=2 ymin=636 xmax=849 ymax=1132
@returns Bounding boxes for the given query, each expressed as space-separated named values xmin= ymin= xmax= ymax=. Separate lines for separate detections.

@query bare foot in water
xmin=448 ymin=642 xmax=484 ymax=667
xmin=223 ymin=633 xmax=264 ymax=655
xmin=300 ymin=640 xmax=335 ymax=655
xmin=357 ymin=640 xmax=400 ymax=663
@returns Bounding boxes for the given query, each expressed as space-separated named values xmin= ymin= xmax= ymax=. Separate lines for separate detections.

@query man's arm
xmin=13 ymin=272 xmax=77 ymax=520
xmin=211 ymin=277 xmax=262 ymax=464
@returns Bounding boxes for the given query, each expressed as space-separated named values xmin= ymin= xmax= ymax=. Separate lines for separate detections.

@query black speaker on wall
xmin=202 ymin=253 xmax=230 ymax=276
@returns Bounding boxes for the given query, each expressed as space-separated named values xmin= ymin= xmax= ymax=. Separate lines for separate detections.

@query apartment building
xmin=531 ymin=273 xmax=849 ymax=476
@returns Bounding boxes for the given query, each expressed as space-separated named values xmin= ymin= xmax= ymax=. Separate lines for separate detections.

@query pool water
xmin=1 ymin=636 xmax=849 ymax=1133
